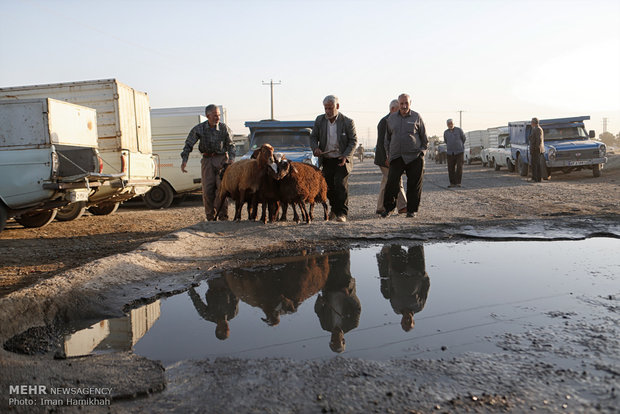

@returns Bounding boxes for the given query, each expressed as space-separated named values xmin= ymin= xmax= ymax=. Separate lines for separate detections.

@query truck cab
xmin=242 ymin=120 xmax=317 ymax=167
xmin=509 ymin=116 xmax=606 ymax=178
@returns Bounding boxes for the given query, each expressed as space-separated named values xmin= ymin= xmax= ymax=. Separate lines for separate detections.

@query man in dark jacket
xmin=188 ymin=277 xmax=239 ymax=340
xmin=310 ymin=95 xmax=358 ymax=223
xmin=375 ymin=99 xmax=407 ymax=214
xmin=529 ymin=117 xmax=545 ymax=182
xmin=443 ymin=119 xmax=466 ymax=187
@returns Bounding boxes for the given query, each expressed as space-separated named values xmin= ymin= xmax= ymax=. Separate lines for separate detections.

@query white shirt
xmin=325 ymin=116 xmax=340 ymax=158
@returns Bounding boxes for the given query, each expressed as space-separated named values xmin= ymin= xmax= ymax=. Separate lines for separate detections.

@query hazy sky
xmin=1 ymin=0 xmax=619 ymax=147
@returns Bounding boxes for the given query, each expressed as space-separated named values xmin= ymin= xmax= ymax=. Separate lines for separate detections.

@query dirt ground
xmin=0 ymin=155 xmax=619 ymax=414
xmin=2 ymin=155 xmax=619 ymax=297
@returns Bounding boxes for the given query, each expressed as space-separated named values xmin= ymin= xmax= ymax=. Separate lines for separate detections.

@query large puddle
xmin=7 ymin=239 xmax=619 ymax=367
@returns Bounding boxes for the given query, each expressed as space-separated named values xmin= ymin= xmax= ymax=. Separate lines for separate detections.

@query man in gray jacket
xmin=310 ymin=95 xmax=358 ymax=222
xmin=443 ymin=119 xmax=466 ymax=187
xmin=381 ymin=93 xmax=428 ymax=218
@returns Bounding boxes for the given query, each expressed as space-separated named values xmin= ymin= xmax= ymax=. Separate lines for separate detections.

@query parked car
xmin=481 ymin=126 xmax=506 ymax=167
xmin=242 ymin=120 xmax=317 ymax=167
xmin=509 ymin=116 xmax=607 ymax=178
xmin=363 ymin=149 xmax=375 ymax=159
xmin=145 ymin=108 xmax=207 ymax=209
xmin=0 ymin=99 xmax=120 ymax=232
xmin=486 ymin=135 xmax=515 ymax=172
xmin=0 ymin=79 xmax=160 ymax=217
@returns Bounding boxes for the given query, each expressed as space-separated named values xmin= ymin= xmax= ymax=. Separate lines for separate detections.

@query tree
xmin=598 ymin=131 xmax=618 ymax=147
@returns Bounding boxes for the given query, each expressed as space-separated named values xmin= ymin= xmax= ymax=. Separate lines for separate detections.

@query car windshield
xmin=542 ymin=126 xmax=588 ymax=141
xmin=251 ymin=131 xmax=311 ymax=149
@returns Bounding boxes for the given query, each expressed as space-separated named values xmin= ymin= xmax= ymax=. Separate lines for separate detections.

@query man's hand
xmin=181 ymin=161 xmax=188 ymax=173
xmin=337 ymin=156 xmax=346 ymax=167
xmin=313 ymin=148 xmax=322 ymax=157
xmin=385 ymin=160 xmax=389 ymax=167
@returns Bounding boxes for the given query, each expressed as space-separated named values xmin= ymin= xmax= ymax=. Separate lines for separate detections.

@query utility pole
xmin=457 ymin=110 xmax=465 ymax=129
xmin=262 ymin=79 xmax=281 ymax=120
xmin=602 ymin=117 xmax=608 ymax=133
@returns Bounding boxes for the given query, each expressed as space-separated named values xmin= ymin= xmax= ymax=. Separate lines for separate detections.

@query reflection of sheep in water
xmin=225 ymin=254 xmax=329 ymax=326
xmin=266 ymin=157 xmax=329 ymax=223
xmin=215 ymin=144 xmax=275 ymax=221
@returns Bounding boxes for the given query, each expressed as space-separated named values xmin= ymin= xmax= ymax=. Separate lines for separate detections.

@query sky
xmin=1 ymin=0 xmax=619 ymax=148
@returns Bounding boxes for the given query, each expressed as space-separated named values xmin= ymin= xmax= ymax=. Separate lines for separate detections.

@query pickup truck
xmin=485 ymin=135 xmax=515 ymax=172
xmin=509 ymin=116 xmax=607 ymax=178
xmin=242 ymin=120 xmax=318 ymax=167
xmin=0 ymin=98 xmax=119 ymax=232
xmin=0 ymin=79 xmax=160 ymax=217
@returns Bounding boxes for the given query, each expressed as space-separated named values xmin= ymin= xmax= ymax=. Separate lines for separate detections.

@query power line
xmin=262 ymin=79 xmax=281 ymax=120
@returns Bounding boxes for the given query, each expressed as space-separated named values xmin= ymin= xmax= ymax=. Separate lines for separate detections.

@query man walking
xmin=375 ymin=99 xmax=407 ymax=215
xmin=529 ymin=117 xmax=545 ymax=182
xmin=310 ymin=95 xmax=358 ymax=223
xmin=381 ymin=93 xmax=428 ymax=218
xmin=443 ymin=118 xmax=466 ymax=187
xmin=181 ymin=104 xmax=235 ymax=221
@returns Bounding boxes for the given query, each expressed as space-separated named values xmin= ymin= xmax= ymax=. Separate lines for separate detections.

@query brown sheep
xmin=215 ymin=144 xmax=274 ymax=221
xmin=268 ymin=158 xmax=328 ymax=223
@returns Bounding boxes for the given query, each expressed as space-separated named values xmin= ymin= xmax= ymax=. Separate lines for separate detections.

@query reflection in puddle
xmin=19 ymin=238 xmax=619 ymax=365
xmin=60 ymin=301 xmax=161 ymax=358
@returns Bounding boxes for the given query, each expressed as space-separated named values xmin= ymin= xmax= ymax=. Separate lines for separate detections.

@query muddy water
xmin=14 ymin=238 xmax=619 ymax=366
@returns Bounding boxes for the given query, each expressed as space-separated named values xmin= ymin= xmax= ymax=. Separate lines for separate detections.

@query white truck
xmin=480 ymin=126 xmax=504 ymax=166
xmin=0 ymin=79 xmax=159 ymax=218
xmin=486 ymin=134 xmax=515 ymax=172
xmin=146 ymin=107 xmax=207 ymax=209
xmin=464 ymin=129 xmax=489 ymax=164
xmin=0 ymin=99 xmax=120 ymax=232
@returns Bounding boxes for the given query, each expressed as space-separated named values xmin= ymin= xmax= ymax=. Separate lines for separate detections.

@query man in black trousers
xmin=382 ymin=93 xmax=428 ymax=218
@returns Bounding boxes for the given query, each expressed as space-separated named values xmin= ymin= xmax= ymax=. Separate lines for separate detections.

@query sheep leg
xmin=213 ymin=191 xmax=228 ymax=221
xmin=268 ymin=201 xmax=279 ymax=223
xmin=322 ymin=201 xmax=329 ymax=221
xmin=292 ymin=203 xmax=300 ymax=223
xmin=235 ymin=193 xmax=245 ymax=221
xmin=308 ymin=202 xmax=315 ymax=222
xmin=260 ymin=201 xmax=268 ymax=223
xmin=279 ymin=203 xmax=288 ymax=222
xmin=299 ymin=202 xmax=310 ymax=224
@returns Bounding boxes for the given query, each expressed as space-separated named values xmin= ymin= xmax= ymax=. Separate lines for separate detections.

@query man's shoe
xmin=335 ymin=215 xmax=347 ymax=223
xmin=376 ymin=209 xmax=385 ymax=215
xmin=456 ymin=184 xmax=462 ymax=188
xmin=329 ymin=211 xmax=336 ymax=220
xmin=406 ymin=212 xmax=417 ymax=218
xmin=398 ymin=208 xmax=408 ymax=214
xmin=448 ymin=184 xmax=456 ymax=188
xmin=380 ymin=210 xmax=390 ymax=218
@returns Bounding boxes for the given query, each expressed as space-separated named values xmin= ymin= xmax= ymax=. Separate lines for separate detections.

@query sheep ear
xmin=252 ymin=149 xmax=260 ymax=159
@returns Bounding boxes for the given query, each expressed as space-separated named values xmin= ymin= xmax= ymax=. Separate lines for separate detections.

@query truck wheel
xmin=88 ymin=202 xmax=120 ymax=216
xmin=56 ymin=202 xmax=87 ymax=221
xmin=593 ymin=164 xmax=601 ymax=177
xmin=0 ymin=204 xmax=7 ymax=233
xmin=518 ymin=155 xmax=529 ymax=177
xmin=494 ymin=158 xmax=500 ymax=171
xmin=143 ymin=181 xmax=174 ymax=209
xmin=15 ymin=209 xmax=57 ymax=228
xmin=507 ymin=159 xmax=515 ymax=172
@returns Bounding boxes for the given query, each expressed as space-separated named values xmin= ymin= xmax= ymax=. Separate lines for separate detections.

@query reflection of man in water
xmin=314 ymin=252 xmax=361 ymax=353
xmin=377 ymin=244 xmax=430 ymax=332
xmin=188 ymin=277 xmax=238 ymax=340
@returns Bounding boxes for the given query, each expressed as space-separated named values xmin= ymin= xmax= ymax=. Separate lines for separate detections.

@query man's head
xmin=329 ymin=327 xmax=345 ymax=353
xmin=389 ymin=99 xmax=399 ymax=113
xmin=531 ymin=117 xmax=539 ymax=127
xmin=401 ymin=311 xmax=415 ymax=332
xmin=398 ymin=94 xmax=411 ymax=116
xmin=323 ymin=95 xmax=340 ymax=121
xmin=215 ymin=319 xmax=230 ymax=340
xmin=205 ymin=104 xmax=221 ymax=127
xmin=447 ymin=119 xmax=454 ymax=130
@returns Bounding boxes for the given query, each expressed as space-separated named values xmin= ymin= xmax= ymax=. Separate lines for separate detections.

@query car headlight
xmin=547 ymin=146 xmax=556 ymax=161
xmin=599 ymin=144 xmax=606 ymax=157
